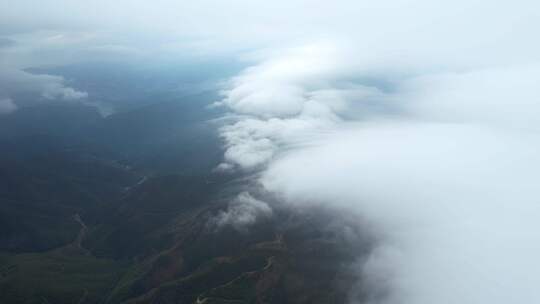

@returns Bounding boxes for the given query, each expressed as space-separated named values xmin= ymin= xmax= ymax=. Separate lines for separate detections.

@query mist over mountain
xmin=0 ymin=59 xmax=369 ymax=304
xmin=2 ymin=1 xmax=540 ymax=304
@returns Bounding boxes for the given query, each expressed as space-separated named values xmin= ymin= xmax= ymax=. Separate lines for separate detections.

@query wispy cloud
xmin=210 ymin=192 xmax=273 ymax=231
xmin=0 ymin=98 xmax=17 ymax=114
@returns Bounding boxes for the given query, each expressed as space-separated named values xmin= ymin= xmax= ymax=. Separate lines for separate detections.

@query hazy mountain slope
xmin=0 ymin=90 xmax=367 ymax=303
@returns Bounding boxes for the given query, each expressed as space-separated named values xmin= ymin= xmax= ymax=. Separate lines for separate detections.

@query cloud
xmin=217 ymin=38 xmax=540 ymax=303
xmin=216 ymin=44 xmax=388 ymax=170
xmin=211 ymin=192 xmax=273 ymax=230
xmin=218 ymin=114 xmax=338 ymax=170
xmin=262 ymin=119 xmax=540 ymax=304
xmin=0 ymin=68 xmax=88 ymax=113
xmin=401 ymin=65 xmax=540 ymax=130
xmin=0 ymin=98 xmax=17 ymax=114
xmin=0 ymin=37 xmax=15 ymax=48
xmin=2 ymin=0 xmax=539 ymax=67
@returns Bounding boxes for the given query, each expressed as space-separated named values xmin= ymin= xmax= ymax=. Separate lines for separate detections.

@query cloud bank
xmin=216 ymin=13 xmax=540 ymax=304
xmin=217 ymin=44 xmax=390 ymax=170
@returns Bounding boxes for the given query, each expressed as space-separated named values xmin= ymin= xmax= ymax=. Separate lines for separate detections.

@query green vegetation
xmin=0 ymin=95 xmax=364 ymax=303
xmin=0 ymin=250 xmax=128 ymax=304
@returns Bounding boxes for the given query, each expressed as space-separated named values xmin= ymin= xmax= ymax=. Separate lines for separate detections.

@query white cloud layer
xmin=217 ymin=45 xmax=388 ymax=170
xmin=215 ymin=13 xmax=540 ymax=304
xmin=262 ymin=120 xmax=540 ymax=304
